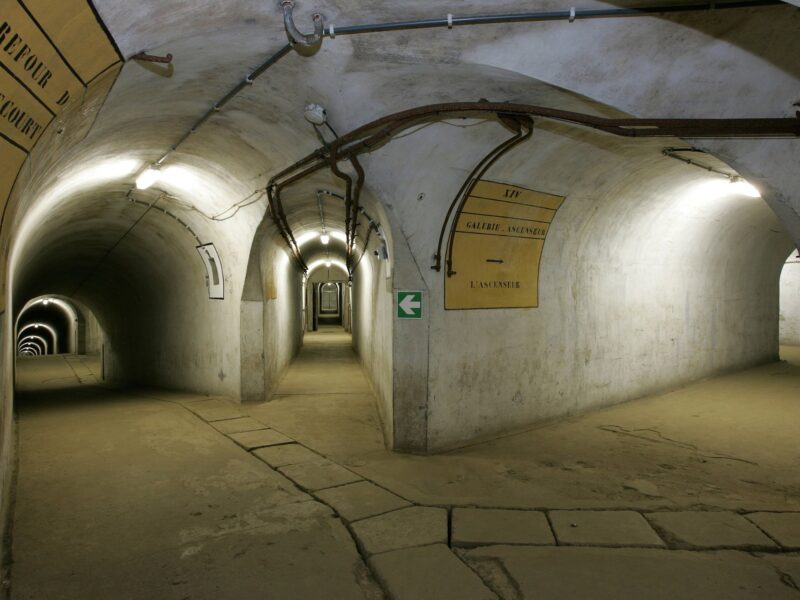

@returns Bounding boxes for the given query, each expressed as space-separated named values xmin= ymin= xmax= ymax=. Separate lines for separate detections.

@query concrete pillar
xmin=239 ymin=300 xmax=266 ymax=402
xmin=391 ymin=228 xmax=430 ymax=453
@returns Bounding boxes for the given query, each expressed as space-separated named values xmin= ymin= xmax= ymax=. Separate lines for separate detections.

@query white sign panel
xmin=196 ymin=243 xmax=224 ymax=299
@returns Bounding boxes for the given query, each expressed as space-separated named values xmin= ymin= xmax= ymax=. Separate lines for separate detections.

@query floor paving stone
xmin=761 ymin=554 xmax=800 ymax=589
xmin=185 ymin=399 xmax=242 ymax=421
xmin=370 ymin=544 xmax=497 ymax=600
xmin=351 ymin=506 xmax=448 ymax=555
xmin=461 ymin=546 xmax=799 ymax=600
xmin=746 ymin=512 xmax=800 ymax=549
xmin=550 ymin=510 xmax=665 ymax=547
xmin=252 ymin=443 xmax=320 ymax=468
xmin=278 ymin=459 xmax=362 ymax=491
xmin=453 ymin=508 xmax=555 ymax=547
xmin=316 ymin=481 xmax=411 ymax=522
xmin=647 ymin=511 xmax=777 ymax=549
xmin=227 ymin=429 xmax=293 ymax=450
xmin=210 ymin=417 xmax=267 ymax=435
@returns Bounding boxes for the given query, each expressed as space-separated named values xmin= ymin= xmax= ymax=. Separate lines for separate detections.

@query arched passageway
xmin=1 ymin=1 xmax=800 ymax=597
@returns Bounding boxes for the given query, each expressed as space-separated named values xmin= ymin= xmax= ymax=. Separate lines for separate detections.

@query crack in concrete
xmin=599 ymin=424 xmax=759 ymax=465
xmin=456 ymin=553 xmax=523 ymax=600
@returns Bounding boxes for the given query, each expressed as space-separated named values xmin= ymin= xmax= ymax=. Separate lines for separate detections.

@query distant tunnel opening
xmin=779 ymin=249 xmax=800 ymax=356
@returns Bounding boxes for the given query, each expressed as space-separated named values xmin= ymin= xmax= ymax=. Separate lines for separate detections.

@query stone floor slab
xmin=185 ymin=399 xmax=242 ymax=422
xmin=278 ymin=459 xmax=363 ymax=491
xmin=370 ymin=544 xmax=497 ymax=600
xmin=228 ymin=429 xmax=293 ymax=450
xmin=550 ymin=510 xmax=664 ymax=547
xmin=316 ymin=481 xmax=411 ymax=522
xmin=453 ymin=508 xmax=554 ymax=547
xmin=351 ymin=506 xmax=447 ymax=555
xmin=210 ymin=416 xmax=267 ymax=435
xmin=252 ymin=443 xmax=320 ymax=468
xmin=647 ymin=511 xmax=777 ymax=549
xmin=761 ymin=554 xmax=800 ymax=589
xmin=746 ymin=512 xmax=800 ymax=549
xmin=462 ymin=546 xmax=798 ymax=600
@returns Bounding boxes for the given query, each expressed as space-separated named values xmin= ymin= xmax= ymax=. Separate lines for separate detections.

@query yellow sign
xmin=0 ymin=0 xmax=122 ymax=312
xmin=445 ymin=180 xmax=564 ymax=310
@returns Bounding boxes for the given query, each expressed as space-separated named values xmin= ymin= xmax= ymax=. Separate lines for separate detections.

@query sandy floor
xmin=9 ymin=339 xmax=800 ymax=599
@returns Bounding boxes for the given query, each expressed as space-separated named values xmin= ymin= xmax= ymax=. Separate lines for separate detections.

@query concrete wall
xmin=364 ymin=120 xmax=792 ymax=452
xmin=261 ymin=242 xmax=304 ymax=398
xmin=81 ymin=306 xmax=104 ymax=357
xmin=0 ymin=0 xmax=795 ymax=461
xmin=780 ymin=253 xmax=800 ymax=346
xmin=240 ymin=223 xmax=305 ymax=403
xmin=352 ymin=246 xmax=394 ymax=447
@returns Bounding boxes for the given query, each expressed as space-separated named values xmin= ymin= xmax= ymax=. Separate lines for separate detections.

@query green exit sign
xmin=397 ymin=291 xmax=423 ymax=319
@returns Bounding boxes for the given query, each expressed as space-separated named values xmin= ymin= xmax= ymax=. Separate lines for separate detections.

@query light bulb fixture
xmin=304 ymin=104 xmax=327 ymax=125
xmin=42 ymin=298 xmax=50 ymax=305
xmin=728 ymin=176 xmax=760 ymax=198
xmin=325 ymin=259 xmax=332 ymax=267
xmin=320 ymin=233 xmax=330 ymax=245
xmin=135 ymin=167 xmax=161 ymax=190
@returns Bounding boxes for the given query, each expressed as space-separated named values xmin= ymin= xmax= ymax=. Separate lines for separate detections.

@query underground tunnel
xmin=0 ymin=0 xmax=799 ymax=598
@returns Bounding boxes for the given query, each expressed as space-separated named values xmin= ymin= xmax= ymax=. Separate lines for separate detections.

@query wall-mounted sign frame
xmin=397 ymin=290 xmax=423 ymax=319
xmin=445 ymin=180 xmax=564 ymax=310
xmin=196 ymin=243 xmax=224 ymax=300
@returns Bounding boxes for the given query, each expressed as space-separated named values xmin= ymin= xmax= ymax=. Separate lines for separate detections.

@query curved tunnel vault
xmin=0 ymin=0 xmax=796 ymax=457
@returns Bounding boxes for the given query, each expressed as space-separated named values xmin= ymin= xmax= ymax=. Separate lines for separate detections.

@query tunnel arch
xmin=16 ymin=296 xmax=81 ymax=354
xmin=18 ymin=336 xmax=49 ymax=356
xmin=0 ymin=0 xmax=796 ymax=455
xmin=16 ymin=324 xmax=57 ymax=356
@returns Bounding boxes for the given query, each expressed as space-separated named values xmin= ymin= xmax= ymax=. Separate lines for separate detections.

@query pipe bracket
xmin=132 ymin=51 xmax=173 ymax=64
xmin=281 ymin=0 xmax=324 ymax=57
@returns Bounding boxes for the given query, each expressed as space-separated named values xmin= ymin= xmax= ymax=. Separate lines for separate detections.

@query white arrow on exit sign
xmin=397 ymin=291 xmax=423 ymax=319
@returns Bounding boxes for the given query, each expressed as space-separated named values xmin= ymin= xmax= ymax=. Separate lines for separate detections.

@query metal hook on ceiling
xmin=281 ymin=0 xmax=324 ymax=57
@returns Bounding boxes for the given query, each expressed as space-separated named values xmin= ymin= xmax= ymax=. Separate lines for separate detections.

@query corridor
xmin=2 ymin=1 xmax=800 ymax=598
xmin=9 ymin=336 xmax=800 ymax=599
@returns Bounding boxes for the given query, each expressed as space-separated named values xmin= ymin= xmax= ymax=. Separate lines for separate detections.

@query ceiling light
xmin=729 ymin=177 xmax=760 ymax=198
xmin=304 ymin=104 xmax=327 ymax=125
xmin=135 ymin=167 xmax=160 ymax=190
xmin=325 ymin=260 xmax=331 ymax=267
xmin=320 ymin=233 xmax=330 ymax=245
xmin=42 ymin=298 xmax=50 ymax=305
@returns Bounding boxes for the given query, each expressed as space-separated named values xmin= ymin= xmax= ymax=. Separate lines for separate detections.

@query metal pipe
xmin=151 ymin=0 xmax=782 ymax=168
xmin=662 ymin=147 xmax=734 ymax=178
xmin=434 ymin=116 xmax=532 ymax=272
xmin=281 ymin=0 xmax=324 ymax=56
xmin=444 ymin=118 xmax=533 ymax=276
xmin=322 ymin=0 xmax=782 ymax=37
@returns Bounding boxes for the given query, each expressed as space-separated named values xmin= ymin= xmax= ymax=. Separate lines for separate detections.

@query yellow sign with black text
xmin=0 ymin=0 xmax=121 ymax=161
xmin=445 ymin=180 xmax=564 ymax=310
xmin=0 ymin=0 xmax=121 ymax=312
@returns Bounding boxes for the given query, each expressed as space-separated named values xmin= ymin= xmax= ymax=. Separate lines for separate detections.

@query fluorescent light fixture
xmin=320 ymin=233 xmax=330 ymax=245
xmin=729 ymin=178 xmax=760 ymax=198
xmin=135 ymin=167 xmax=160 ymax=190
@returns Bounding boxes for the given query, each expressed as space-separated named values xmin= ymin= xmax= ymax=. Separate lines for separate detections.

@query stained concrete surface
xmin=11 ymin=355 xmax=380 ymax=600
xmin=249 ymin=338 xmax=800 ymax=513
xmin=8 ymin=339 xmax=800 ymax=598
